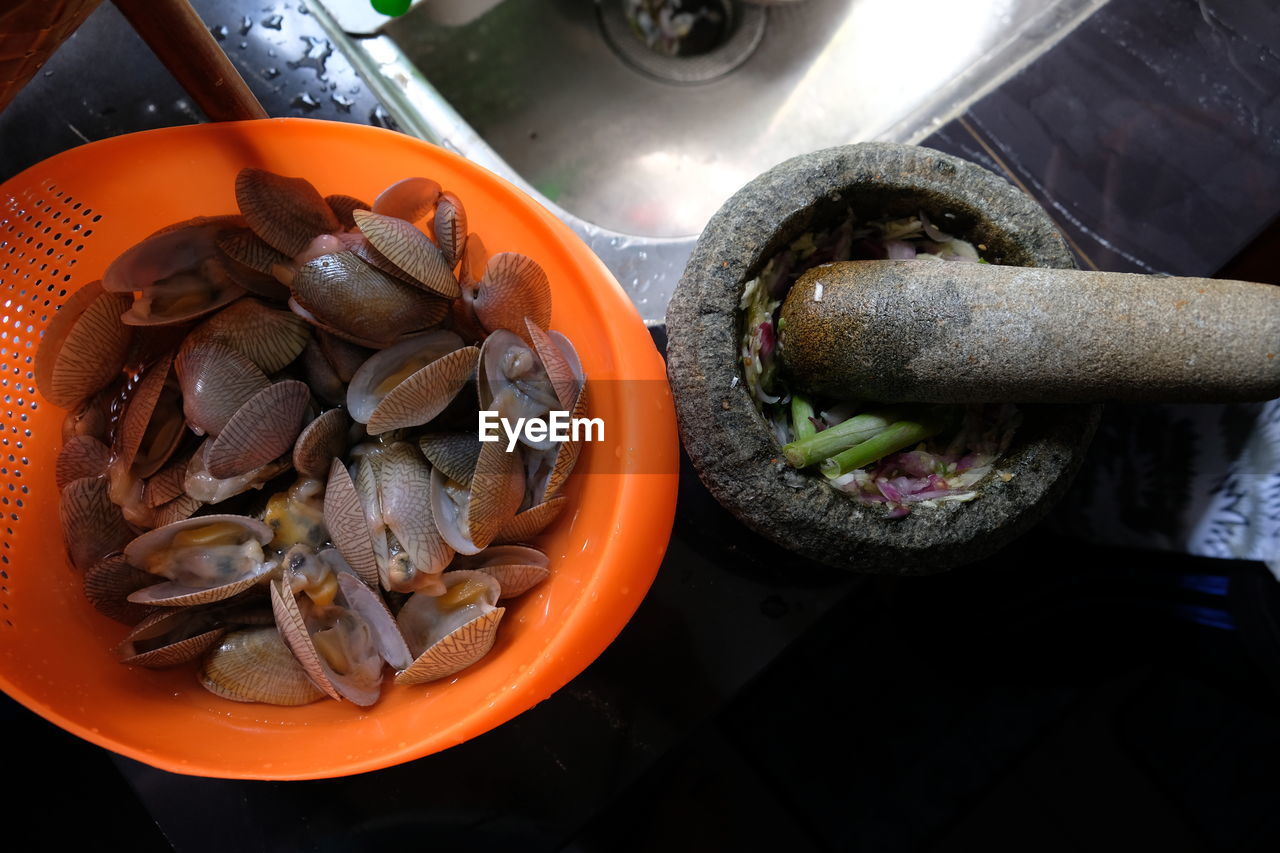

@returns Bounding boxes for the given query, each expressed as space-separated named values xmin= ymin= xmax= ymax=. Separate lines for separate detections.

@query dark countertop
xmin=4 ymin=1 xmax=1280 ymax=850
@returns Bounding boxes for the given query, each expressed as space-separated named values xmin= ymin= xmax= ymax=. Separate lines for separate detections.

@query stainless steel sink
xmin=312 ymin=0 xmax=1108 ymax=322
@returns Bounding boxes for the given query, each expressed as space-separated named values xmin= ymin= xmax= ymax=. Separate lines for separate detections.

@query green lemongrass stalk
xmin=790 ymin=394 xmax=817 ymax=443
xmin=819 ymin=410 xmax=951 ymax=479
xmin=782 ymin=406 xmax=915 ymax=469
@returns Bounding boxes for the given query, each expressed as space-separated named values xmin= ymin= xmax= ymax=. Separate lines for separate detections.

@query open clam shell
xmin=117 ymin=608 xmax=227 ymax=669
xmin=125 ymin=514 xmax=278 ymax=607
xmin=184 ymin=438 xmax=292 ymax=504
xmin=270 ymin=558 xmax=411 ymax=705
xmin=430 ymin=439 xmax=525 ymax=556
xmin=200 ymin=626 xmax=326 ymax=706
xmin=394 ymin=570 xmax=505 ymax=685
xmin=345 ymin=330 xmax=467 ymax=427
xmin=450 ymin=546 xmax=549 ymax=599
xmin=103 ymin=217 xmax=246 ymax=325
xmin=323 ymin=457 xmax=381 ymax=589
xmin=478 ymin=329 xmax=562 ymax=451
xmin=343 ymin=444 xmax=453 ymax=594
xmin=111 ymin=351 xmax=184 ymax=482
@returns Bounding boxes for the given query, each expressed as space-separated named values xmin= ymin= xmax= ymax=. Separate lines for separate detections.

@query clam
xmin=346 ymin=331 xmax=478 ymax=435
xmin=430 ymin=439 xmax=524 ymax=556
xmin=60 ymin=475 xmax=131 ymax=571
xmin=202 ymin=379 xmax=310 ymax=480
xmin=175 ymin=340 xmax=269 ymax=437
xmin=372 ymin=176 xmax=440 ymax=223
xmin=60 ymin=385 xmax=114 ymax=443
xmin=418 ymin=432 xmax=481 ymax=486
xmin=270 ymin=548 xmax=411 ymax=705
xmin=352 ymin=209 xmax=460 ymax=299
xmin=346 ymin=331 xmax=464 ymax=421
xmin=394 ymin=570 xmax=504 ymax=685
xmin=494 ymin=494 xmax=569 ymax=545
xmin=109 ymin=352 xmax=185 ymax=514
xmin=478 ymin=329 xmax=561 ymax=450
xmin=215 ymin=227 xmax=293 ymax=302
xmin=34 ymin=280 xmax=133 ymax=408
xmin=526 ymin=320 xmax=584 ymax=410
xmin=450 ymin=545 xmax=549 ymax=599
xmin=325 ymin=194 xmax=370 ymax=230
xmin=180 ymin=298 xmax=310 ymax=375
xmin=56 ymin=434 xmax=111 ymax=489
xmin=83 ymin=554 xmax=155 ymax=625
xmin=293 ymin=407 xmax=351 ymax=480
xmin=117 ymin=608 xmax=227 ymax=669
xmin=289 ymin=251 xmax=449 ymax=348
xmin=235 ymin=168 xmax=341 ymax=259
xmin=184 ymin=438 xmax=292 ymax=504
xmin=103 ymin=216 xmax=246 ymax=325
xmin=343 ymin=442 xmax=454 ymax=594
xmin=200 ymin=626 xmax=326 ymax=705
xmin=125 ymin=515 xmax=278 ymax=606
xmin=433 ymin=191 xmax=467 ymax=269
xmin=523 ymin=384 xmax=589 ymax=506
xmin=322 ymin=457 xmax=380 ymax=588
xmin=463 ymin=252 xmax=552 ymax=340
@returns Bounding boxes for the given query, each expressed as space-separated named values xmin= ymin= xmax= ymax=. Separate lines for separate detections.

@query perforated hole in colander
xmin=0 ymin=177 xmax=94 ymax=631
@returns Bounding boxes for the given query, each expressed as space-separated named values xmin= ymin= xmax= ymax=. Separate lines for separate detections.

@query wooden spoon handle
xmin=111 ymin=0 xmax=268 ymax=122
xmin=778 ymin=260 xmax=1280 ymax=404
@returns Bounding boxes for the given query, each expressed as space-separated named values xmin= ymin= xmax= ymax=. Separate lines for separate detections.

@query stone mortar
xmin=665 ymin=143 xmax=1103 ymax=573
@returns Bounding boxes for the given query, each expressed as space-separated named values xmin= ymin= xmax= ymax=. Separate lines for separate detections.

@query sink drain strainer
xmin=599 ymin=0 xmax=766 ymax=84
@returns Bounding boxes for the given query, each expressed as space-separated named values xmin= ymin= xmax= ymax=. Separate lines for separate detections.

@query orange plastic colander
xmin=0 ymin=118 xmax=678 ymax=779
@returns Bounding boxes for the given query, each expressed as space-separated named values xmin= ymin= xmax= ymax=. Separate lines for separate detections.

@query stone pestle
xmin=778 ymin=259 xmax=1280 ymax=404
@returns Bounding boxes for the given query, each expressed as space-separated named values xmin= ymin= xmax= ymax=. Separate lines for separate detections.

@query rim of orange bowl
xmin=0 ymin=118 xmax=679 ymax=779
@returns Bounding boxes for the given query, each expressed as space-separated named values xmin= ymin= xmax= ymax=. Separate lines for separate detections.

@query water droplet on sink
xmin=287 ymin=36 xmax=333 ymax=80
xmin=292 ymin=92 xmax=322 ymax=112
xmin=262 ymin=14 xmax=284 ymax=30
xmin=210 ymin=24 xmax=229 ymax=40
xmin=238 ymin=41 xmax=248 ymax=50
xmin=298 ymin=1 xmax=310 ymax=14
xmin=239 ymin=15 xmax=253 ymax=35
xmin=331 ymin=93 xmax=354 ymax=112
xmin=261 ymin=67 xmax=281 ymax=80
